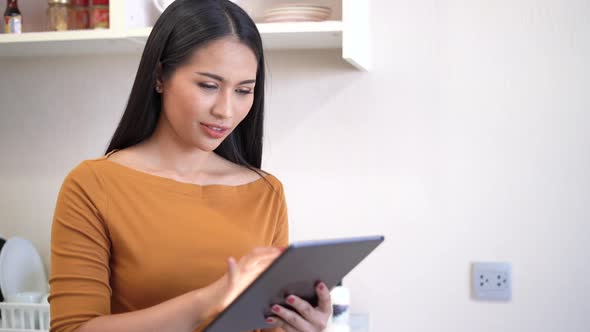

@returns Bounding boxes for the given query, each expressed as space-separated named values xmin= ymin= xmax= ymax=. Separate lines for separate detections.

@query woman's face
xmin=158 ymin=37 xmax=258 ymax=152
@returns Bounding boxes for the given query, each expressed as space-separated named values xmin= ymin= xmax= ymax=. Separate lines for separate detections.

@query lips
xmin=201 ymin=122 xmax=230 ymax=130
xmin=200 ymin=122 xmax=230 ymax=139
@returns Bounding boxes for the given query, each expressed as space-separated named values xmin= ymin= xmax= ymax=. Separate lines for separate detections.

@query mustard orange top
xmin=49 ymin=153 xmax=289 ymax=332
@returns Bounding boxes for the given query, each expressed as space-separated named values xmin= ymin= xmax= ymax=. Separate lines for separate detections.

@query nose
xmin=211 ymin=89 xmax=233 ymax=119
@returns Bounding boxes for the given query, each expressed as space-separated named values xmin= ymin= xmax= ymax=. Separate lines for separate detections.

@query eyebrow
xmin=196 ymin=72 xmax=256 ymax=85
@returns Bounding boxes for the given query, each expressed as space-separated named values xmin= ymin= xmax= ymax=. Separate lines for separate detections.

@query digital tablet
xmin=203 ymin=235 xmax=385 ymax=332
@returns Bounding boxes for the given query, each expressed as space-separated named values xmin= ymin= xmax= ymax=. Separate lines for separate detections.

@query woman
xmin=49 ymin=1 xmax=331 ymax=331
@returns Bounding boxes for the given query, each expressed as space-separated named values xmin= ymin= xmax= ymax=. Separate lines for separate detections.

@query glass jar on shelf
xmin=90 ymin=0 xmax=109 ymax=29
xmin=69 ymin=0 xmax=89 ymax=30
xmin=48 ymin=0 xmax=69 ymax=31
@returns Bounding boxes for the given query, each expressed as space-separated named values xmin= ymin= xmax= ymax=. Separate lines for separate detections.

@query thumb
xmin=227 ymin=256 xmax=238 ymax=286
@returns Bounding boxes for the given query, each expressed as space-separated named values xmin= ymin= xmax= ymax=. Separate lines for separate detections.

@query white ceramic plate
xmin=264 ymin=13 xmax=330 ymax=23
xmin=265 ymin=11 xmax=330 ymax=17
xmin=265 ymin=8 xmax=330 ymax=16
xmin=0 ymin=237 xmax=48 ymax=298
xmin=271 ymin=3 xmax=331 ymax=9
xmin=264 ymin=5 xmax=332 ymax=22
xmin=265 ymin=11 xmax=331 ymax=18
xmin=265 ymin=6 xmax=331 ymax=13
xmin=266 ymin=6 xmax=331 ymax=12
xmin=264 ymin=16 xmax=328 ymax=23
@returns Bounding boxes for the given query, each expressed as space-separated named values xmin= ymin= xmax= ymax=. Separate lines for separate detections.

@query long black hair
xmin=105 ymin=0 xmax=266 ymax=169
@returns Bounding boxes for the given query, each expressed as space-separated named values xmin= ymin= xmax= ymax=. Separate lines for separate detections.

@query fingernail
xmin=272 ymin=305 xmax=281 ymax=313
xmin=266 ymin=318 xmax=274 ymax=323
xmin=287 ymin=296 xmax=295 ymax=304
xmin=318 ymin=283 xmax=325 ymax=291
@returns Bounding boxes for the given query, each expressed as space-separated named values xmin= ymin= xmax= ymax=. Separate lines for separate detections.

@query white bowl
xmin=5 ymin=291 xmax=43 ymax=303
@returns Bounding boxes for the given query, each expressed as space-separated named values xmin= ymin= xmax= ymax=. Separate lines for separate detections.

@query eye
xmin=198 ymin=83 xmax=218 ymax=90
xmin=236 ymin=88 xmax=254 ymax=95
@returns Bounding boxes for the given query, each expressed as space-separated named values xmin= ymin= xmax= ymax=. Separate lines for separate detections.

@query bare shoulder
xmin=105 ymin=147 xmax=275 ymax=187
xmin=216 ymin=157 xmax=283 ymax=191
xmin=214 ymin=154 xmax=270 ymax=184
xmin=105 ymin=146 xmax=144 ymax=169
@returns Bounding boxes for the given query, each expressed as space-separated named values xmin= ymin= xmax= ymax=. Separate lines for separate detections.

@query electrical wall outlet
xmin=471 ymin=262 xmax=512 ymax=301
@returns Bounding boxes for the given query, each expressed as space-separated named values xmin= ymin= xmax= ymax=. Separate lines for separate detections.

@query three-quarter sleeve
xmin=49 ymin=161 xmax=111 ymax=332
xmin=271 ymin=182 xmax=289 ymax=248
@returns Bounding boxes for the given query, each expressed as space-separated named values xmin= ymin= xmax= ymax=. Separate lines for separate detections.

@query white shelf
xmin=0 ymin=30 xmax=140 ymax=57
xmin=0 ymin=0 xmax=370 ymax=70
xmin=126 ymin=21 xmax=344 ymax=49
xmin=0 ymin=21 xmax=343 ymax=55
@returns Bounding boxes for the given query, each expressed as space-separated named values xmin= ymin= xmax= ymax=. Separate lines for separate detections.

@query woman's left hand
xmin=266 ymin=281 xmax=332 ymax=332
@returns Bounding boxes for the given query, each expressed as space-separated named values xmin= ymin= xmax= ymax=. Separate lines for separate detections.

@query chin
xmin=193 ymin=139 xmax=224 ymax=153
xmin=184 ymin=131 xmax=231 ymax=152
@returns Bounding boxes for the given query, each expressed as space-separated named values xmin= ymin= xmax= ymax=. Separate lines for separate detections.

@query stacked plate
xmin=0 ymin=236 xmax=48 ymax=302
xmin=0 ymin=235 xmax=5 ymax=302
xmin=263 ymin=4 xmax=332 ymax=23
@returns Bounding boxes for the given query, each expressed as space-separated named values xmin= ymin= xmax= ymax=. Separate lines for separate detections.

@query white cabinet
xmin=0 ymin=0 xmax=370 ymax=70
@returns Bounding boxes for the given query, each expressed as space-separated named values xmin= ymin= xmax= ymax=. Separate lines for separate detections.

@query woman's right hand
xmin=210 ymin=247 xmax=284 ymax=311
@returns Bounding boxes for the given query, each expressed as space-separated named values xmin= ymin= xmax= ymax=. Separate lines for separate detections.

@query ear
xmin=155 ymin=61 xmax=164 ymax=88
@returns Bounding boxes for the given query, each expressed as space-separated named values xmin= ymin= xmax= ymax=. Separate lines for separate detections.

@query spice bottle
xmin=4 ymin=0 xmax=22 ymax=34
xmin=90 ymin=0 xmax=109 ymax=29
xmin=69 ymin=0 xmax=89 ymax=30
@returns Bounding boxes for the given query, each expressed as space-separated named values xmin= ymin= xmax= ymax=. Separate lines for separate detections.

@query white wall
xmin=1 ymin=0 xmax=589 ymax=331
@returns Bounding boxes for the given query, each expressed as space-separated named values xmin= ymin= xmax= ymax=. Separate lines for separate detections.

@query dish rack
xmin=0 ymin=303 xmax=49 ymax=332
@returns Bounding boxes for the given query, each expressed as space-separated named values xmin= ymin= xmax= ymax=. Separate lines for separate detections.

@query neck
xmin=140 ymin=115 xmax=218 ymax=178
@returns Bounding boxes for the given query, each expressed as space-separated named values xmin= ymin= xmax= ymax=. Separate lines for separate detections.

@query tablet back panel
xmin=204 ymin=235 xmax=384 ymax=332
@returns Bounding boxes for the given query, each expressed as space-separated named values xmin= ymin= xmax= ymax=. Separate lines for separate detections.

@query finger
xmin=254 ymin=253 xmax=282 ymax=267
xmin=270 ymin=305 xmax=313 ymax=332
xmin=250 ymin=247 xmax=283 ymax=257
xmin=242 ymin=256 xmax=278 ymax=273
xmin=243 ymin=250 xmax=282 ymax=270
xmin=227 ymin=257 xmax=238 ymax=284
xmin=253 ymin=246 xmax=283 ymax=252
xmin=243 ymin=247 xmax=282 ymax=263
xmin=285 ymin=295 xmax=320 ymax=324
xmin=265 ymin=316 xmax=298 ymax=332
xmin=316 ymin=281 xmax=332 ymax=314
xmin=251 ymin=251 xmax=282 ymax=265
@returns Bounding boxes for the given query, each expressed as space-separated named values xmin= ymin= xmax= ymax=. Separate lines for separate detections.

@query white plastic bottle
xmin=330 ymin=282 xmax=351 ymax=325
